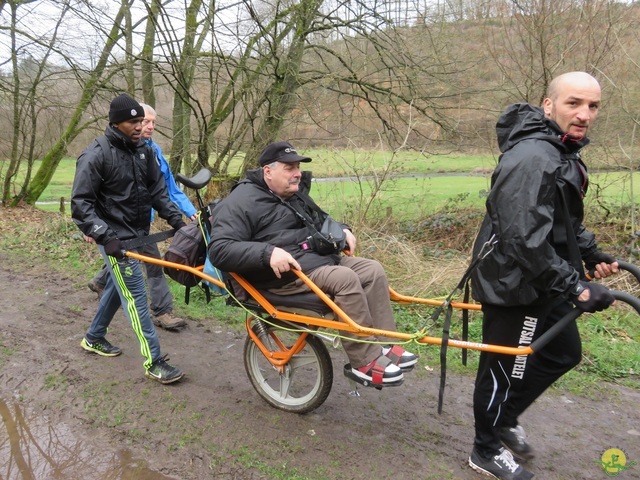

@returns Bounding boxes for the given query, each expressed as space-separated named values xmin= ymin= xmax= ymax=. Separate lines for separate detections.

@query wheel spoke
xmin=278 ymin=366 xmax=292 ymax=398
xmin=288 ymin=353 xmax=318 ymax=369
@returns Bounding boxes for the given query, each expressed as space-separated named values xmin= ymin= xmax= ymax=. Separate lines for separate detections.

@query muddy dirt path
xmin=0 ymin=250 xmax=638 ymax=479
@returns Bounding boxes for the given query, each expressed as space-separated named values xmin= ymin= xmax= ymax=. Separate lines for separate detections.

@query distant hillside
xmin=276 ymin=2 xmax=640 ymax=168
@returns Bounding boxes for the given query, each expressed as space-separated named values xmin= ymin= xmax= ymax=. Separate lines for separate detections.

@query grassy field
xmin=25 ymin=151 xmax=640 ymax=226
xmin=25 ymin=152 xmax=496 ymax=217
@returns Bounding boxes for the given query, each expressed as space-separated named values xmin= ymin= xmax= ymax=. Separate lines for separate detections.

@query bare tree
xmin=482 ymin=0 xmax=627 ymax=105
xmin=5 ymin=0 xmax=140 ymax=205
xmin=2 ymin=0 xmax=640 ymax=206
xmin=141 ymin=0 xmax=217 ymax=173
xmin=140 ymin=0 xmax=161 ymax=106
xmin=198 ymin=0 xmax=472 ymax=176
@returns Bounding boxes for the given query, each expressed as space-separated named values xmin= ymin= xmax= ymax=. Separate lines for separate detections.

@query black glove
xmin=571 ymin=281 xmax=615 ymax=313
xmin=173 ymin=221 xmax=187 ymax=230
xmin=104 ymin=238 xmax=125 ymax=259
xmin=583 ymin=250 xmax=616 ymax=271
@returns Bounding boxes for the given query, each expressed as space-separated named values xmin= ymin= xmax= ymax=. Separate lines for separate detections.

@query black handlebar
xmin=617 ymin=260 xmax=640 ymax=284
xmin=176 ymin=168 xmax=212 ymax=190
xmin=611 ymin=290 xmax=640 ymax=313
xmin=530 ymin=289 xmax=640 ymax=353
xmin=529 ymin=308 xmax=582 ymax=353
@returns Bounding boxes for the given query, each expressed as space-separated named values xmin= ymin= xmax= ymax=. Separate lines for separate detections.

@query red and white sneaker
xmin=382 ymin=345 xmax=418 ymax=371
xmin=351 ymin=354 xmax=404 ymax=386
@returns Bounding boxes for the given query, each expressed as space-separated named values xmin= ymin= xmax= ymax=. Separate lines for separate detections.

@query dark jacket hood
xmin=496 ymin=103 xmax=589 ymax=155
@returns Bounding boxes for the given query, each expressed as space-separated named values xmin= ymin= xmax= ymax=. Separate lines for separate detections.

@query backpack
xmin=163 ymin=206 xmax=227 ymax=303
xmin=163 ymin=221 xmax=206 ymax=288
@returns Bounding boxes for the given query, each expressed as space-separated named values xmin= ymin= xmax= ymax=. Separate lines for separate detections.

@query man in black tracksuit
xmin=72 ymin=94 xmax=186 ymax=384
xmin=468 ymin=72 xmax=618 ymax=479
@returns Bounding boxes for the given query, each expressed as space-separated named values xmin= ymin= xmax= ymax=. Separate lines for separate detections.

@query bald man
xmin=467 ymin=72 xmax=618 ymax=479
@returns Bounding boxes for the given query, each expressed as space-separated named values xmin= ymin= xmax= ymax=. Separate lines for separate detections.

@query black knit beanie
xmin=109 ymin=93 xmax=144 ymax=124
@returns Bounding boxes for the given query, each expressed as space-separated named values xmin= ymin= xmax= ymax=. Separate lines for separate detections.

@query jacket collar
xmin=497 ymin=103 xmax=590 ymax=154
xmin=105 ymin=124 xmax=142 ymax=152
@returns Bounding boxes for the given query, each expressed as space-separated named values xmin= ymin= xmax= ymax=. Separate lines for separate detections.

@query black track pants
xmin=472 ymin=300 xmax=582 ymax=458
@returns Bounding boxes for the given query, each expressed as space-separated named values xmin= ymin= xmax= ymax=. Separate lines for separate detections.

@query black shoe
xmin=145 ymin=355 xmax=184 ymax=384
xmin=81 ymin=337 xmax=122 ymax=357
xmin=500 ymin=426 xmax=535 ymax=461
xmin=87 ymin=280 xmax=104 ymax=298
xmin=469 ymin=447 xmax=534 ymax=480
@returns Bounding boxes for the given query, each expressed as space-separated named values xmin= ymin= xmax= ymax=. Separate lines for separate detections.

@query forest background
xmin=1 ymin=0 xmax=640 ymax=209
xmin=0 ymin=0 xmax=638 ymax=379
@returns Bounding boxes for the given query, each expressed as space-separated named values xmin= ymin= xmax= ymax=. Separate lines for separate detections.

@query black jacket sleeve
xmin=209 ymin=187 xmax=275 ymax=275
xmin=71 ymin=143 xmax=116 ymax=244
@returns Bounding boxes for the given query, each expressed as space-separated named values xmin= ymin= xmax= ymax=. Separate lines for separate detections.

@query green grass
xmin=312 ymin=175 xmax=490 ymax=221
xmin=10 ymin=152 xmax=495 ymax=206
xmin=204 ymin=148 xmax=498 ymax=178
xmin=300 ymin=149 xmax=497 ymax=177
xmin=21 ymin=154 xmax=640 ymax=226
xmin=44 ymin=373 xmax=69 ymax=390
xmin=28 ymin=154 xmax=495 ymax=220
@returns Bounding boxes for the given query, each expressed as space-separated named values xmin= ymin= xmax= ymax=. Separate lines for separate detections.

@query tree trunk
xmin=20 ymin=0 xmax=135 ymax=205
xmin=141 ymin=0 xmax=160 ymax=106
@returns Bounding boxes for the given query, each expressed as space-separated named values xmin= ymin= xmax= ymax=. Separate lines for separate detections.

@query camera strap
xmin=263 ymin=187 xmax=326 ymax=247
xmin=294 ymin=190 xmax=329 ymax=220
xmin=284 ymin=200 xmax=325 ymax=251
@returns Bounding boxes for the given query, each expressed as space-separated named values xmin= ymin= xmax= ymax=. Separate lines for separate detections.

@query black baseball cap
xmin=258 ymin=141 xmax=312 ymax=167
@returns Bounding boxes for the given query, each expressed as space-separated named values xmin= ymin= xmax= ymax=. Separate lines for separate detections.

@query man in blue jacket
xmin=468 ymin=72 xmax=618 ymax=479
xmin=87 ymin=103 xmax=197 ymax=330
xmin=72 ymin=93 xmax=185 ymax=384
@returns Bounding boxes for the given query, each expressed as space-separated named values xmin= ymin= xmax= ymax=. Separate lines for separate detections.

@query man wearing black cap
xmin=71 ymin=93 xmax=186 ymax=384
xmin=209 ymin=141 xmax=417 ymax=387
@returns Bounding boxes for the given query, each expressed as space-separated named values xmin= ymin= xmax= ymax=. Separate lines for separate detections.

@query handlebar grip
xmin=587 ymin=260 xmax=640 ymax=283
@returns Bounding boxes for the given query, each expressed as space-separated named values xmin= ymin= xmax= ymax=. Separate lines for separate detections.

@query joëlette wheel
xmin=243 ymin=319 xmax=333 ymax=414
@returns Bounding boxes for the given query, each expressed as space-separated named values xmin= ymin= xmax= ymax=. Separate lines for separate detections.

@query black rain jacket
xmin=471 ymin=103 xmax=599 ymax=307
xmin=71 ymin=125 xmax=183 ymax=244
xmin=209 ymin=168 xmax=346 ymax=289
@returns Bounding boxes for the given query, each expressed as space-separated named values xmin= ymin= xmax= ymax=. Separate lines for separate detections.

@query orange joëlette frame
xmin=125 ymin=251 xmax=534 ymax=357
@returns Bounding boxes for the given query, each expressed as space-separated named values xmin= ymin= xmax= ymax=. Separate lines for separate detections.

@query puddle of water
xmin=0 ymin=398 xmax=176 ymax=479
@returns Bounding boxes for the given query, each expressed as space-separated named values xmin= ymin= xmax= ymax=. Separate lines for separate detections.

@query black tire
xmin=243 ymin=320 xmax=333 ymax=414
